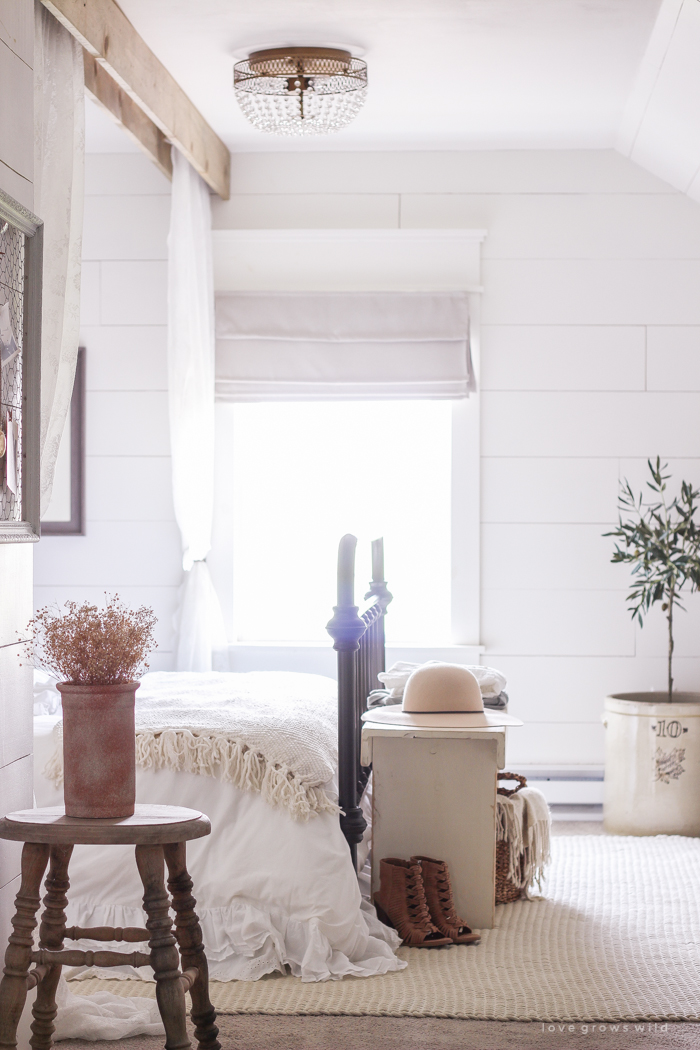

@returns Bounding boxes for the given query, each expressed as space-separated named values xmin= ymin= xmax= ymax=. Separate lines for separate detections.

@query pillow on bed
xmin=34 ymin=670 xmax=61 ymax=715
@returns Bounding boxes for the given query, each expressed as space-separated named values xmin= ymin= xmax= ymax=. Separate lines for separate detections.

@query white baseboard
xmin=551 ymin=804 xmax=603 ymax=822
xmin=513 ymin=766 xmax=604 ymax=804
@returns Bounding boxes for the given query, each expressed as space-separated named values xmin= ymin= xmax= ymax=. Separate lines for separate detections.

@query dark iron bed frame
xmin=326 ymin=535 xmax=392 ymax=870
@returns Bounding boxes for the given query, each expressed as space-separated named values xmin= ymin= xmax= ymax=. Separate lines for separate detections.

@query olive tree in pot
xmin=26 ymin=595 xmax=157 ymax=819
xmin=603 ymin=458 xmax=700 ymax=835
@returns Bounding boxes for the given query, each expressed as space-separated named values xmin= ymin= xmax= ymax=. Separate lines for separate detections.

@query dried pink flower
xmin=25 ymin=594 xmax=158 ymax=684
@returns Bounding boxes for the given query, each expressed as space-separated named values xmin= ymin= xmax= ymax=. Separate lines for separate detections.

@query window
xmin=210 ymin=255 xmax=485 ymax=654
xmin=229 ymin=400 xmax=453 ymax=644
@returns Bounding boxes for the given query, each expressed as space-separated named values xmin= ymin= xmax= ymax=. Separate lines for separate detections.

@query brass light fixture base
xmin=247 ymin=47 xmax=353 ymax=76
xmin=234 ymin=45 xmax=367 ymax=136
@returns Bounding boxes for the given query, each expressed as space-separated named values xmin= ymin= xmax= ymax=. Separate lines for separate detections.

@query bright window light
xmin=231 ymin=400 xmax=452 ymax=643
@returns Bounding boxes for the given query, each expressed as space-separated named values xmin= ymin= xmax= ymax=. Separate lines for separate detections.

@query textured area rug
xmin=70 ymin=835 xmax=700 ymax=1022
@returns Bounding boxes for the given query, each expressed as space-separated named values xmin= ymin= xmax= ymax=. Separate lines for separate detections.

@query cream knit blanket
xmin=45 ymin=671 xmax=339 ymax=821
xmin=496 ymin=786 xmax=551 ymax=895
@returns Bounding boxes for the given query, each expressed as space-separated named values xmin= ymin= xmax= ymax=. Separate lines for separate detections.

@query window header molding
xmin=212 ymin=227 xmax=486 ymax=294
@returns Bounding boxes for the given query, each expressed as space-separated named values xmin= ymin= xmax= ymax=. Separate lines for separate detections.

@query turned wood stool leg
xmin=164 ymin=842 xmax=221 ymax=1050
xmin=135 ymin=845 xmax=191 ymax=1050
xmin=30 ymin=845 xmax=73 ymax=1050
xmin=0 ymin=843 xmax=50 ymax=1049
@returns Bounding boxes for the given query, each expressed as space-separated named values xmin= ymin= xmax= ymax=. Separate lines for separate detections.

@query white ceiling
xmin=108 ymin=0 xmax=661 ymax=153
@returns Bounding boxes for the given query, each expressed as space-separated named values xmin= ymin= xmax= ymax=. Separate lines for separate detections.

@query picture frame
xmin=41 ymin=346 xmax=85 ymax=536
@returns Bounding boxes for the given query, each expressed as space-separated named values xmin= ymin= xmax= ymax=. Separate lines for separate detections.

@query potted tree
xmin=604 ymin=458 xmax=700 ymax=835
xmin=27 ymin=595 xmax=157 ymax=819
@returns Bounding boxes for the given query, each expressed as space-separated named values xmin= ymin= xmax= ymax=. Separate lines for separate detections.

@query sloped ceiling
xmin=88 ymin=0 xmax=700 ymax=204
xmin=617 ymin=0 xmax=700 ymax=203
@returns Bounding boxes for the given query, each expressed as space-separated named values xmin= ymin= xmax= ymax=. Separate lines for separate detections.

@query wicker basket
xmin=495 ymin=772 xmax=527 ymax=904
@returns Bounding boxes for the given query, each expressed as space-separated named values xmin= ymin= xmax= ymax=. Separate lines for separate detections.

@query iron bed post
xmin=360 ymin=540 xmax=392 ymax=789
xmin=327 ymin=535 xmax=393 ymax=871
xmin=326 ymin=535 xmax=368 ymax=871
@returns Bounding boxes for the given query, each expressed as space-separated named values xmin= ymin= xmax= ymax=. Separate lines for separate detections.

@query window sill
xmin=224 ymin=642 xmax=485 ymax=675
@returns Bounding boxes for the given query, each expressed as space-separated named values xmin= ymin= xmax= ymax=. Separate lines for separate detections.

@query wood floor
xmin=56 ymin=1011 xmax=700 ymax=1049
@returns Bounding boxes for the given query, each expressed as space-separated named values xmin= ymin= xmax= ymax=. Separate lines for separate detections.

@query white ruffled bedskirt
xmin=33 ymin=717 xmax=402 ymax=986
xmin=59 ymin=895 xmax=397 ymax=984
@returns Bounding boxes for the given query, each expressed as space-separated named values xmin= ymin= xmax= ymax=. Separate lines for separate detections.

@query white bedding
xmin=34 ymin=697 xmax=402 ymax=985
xmin=45 ymin=672 xmax=342 ymax=820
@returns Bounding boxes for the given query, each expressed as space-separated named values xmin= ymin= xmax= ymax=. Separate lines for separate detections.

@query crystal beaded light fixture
xmin=233 ymin=47 xmax=367 ymax=136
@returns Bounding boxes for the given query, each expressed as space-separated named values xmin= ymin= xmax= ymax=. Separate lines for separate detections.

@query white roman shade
xmin=215 ymin=291 xmax=475 ymax=401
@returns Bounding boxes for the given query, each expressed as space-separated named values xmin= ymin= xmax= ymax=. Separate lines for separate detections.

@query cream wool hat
xmin=362 ymin=663 xmax=523 ymax=729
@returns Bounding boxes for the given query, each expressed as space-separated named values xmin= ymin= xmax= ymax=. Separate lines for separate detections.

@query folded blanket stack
xmin=367 ymin=660 xmax=509 ymax=709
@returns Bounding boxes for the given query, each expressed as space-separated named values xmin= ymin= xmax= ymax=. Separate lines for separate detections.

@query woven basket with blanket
xmin=496 ymin=772 xmax=551 ymax=903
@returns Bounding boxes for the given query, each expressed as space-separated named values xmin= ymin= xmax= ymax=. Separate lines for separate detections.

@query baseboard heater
xmin=516 ymin=767 xmax=604 ymax=782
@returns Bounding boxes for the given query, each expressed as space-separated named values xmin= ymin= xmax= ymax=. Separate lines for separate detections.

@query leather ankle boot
xmin=411 ymin=856 xmax=481 ymax=945
xmin=374 ymin=858 xmax=451 ymax=948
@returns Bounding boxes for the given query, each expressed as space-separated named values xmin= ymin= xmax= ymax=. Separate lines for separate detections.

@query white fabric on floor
xmin=34 ymin=716 xmax=403 ymax=990
xmin=52 ymin=979 xmax=164 ymax=1041
xmin=167 ymin=149 xmax=224 ymax=670
xmin=34 ymin=1 xmax=84 ymax=514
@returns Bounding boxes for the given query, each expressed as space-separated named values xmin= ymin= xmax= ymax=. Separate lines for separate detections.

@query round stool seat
xmin=0 ymin=804 xmax=210 ymax=846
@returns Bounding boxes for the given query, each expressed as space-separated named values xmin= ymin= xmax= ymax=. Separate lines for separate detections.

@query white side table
xmin=362 ymin=721 xmax=506 ymax=930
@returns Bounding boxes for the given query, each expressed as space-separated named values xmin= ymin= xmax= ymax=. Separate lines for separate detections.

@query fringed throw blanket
xmin=496 ymin=787 xmax=551 ymax=895
xmin=45 ymin=671 xmax=339 ymax=821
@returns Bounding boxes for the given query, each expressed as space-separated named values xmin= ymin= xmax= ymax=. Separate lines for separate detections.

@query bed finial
xmin=371 ymin=537 xmax=384 ymax=583
xmin=337 ymin=533 xmax=357 ymax=608
xmin=327 ymin=535 xmax=364 ymax=639
xmin=366 ymin=537 xmax=393 ymax=608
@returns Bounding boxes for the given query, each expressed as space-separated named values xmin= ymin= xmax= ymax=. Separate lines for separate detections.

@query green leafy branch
xmin=604 ymin=457 xmax=700 ymax=701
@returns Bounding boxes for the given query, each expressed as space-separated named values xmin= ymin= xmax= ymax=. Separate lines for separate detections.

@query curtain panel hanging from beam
xmin=35 ymin=2 xmax=84 ymax=515
xmin=168 ymin=150 xmax=226 ymax=671
xmin=215 ymin=291 xmax=475 ymax=401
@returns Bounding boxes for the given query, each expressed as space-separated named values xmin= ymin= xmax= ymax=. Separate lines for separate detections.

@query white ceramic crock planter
xmin=603 ymin=693 xmax=700 ymax=836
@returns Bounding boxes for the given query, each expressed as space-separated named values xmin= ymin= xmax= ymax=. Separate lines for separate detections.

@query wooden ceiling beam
xmin=40 ymin=0 xmax=230 ymax=199
xmin=83 ymin=51 xmax=173 ymax=182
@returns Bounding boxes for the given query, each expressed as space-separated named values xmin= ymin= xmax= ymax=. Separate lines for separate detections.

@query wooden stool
xmin=0 ymin=804 xmax=221 ymax=1050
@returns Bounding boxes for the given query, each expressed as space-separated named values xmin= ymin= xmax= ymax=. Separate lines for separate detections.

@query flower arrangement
xmin=26 ymin=594 xmax=158 ymax=685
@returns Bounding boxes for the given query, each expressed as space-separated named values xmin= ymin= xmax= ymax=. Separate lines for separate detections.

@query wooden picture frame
xmin=41 ymin=347 xmax=85 ymax=536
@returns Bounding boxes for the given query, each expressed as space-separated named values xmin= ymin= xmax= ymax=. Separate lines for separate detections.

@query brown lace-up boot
xmin=411 ymin=856 xmax=481 ymax=945
xmin=374 ymin=858 xmax=451 ymax=948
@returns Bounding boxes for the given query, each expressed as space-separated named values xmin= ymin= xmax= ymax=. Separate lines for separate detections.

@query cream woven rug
xmin=71 ymin=835 xmax=700 ymax=1022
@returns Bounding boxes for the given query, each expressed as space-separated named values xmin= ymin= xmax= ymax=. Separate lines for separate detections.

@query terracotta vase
xmin=57 ymin=681 xmax=139 ymax=819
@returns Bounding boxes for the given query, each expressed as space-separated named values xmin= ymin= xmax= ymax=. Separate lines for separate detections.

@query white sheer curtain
xmin=34 ymin=2 xmax=84 ymax=514
xmin=168 ymin=149 xmax=225 ymax=670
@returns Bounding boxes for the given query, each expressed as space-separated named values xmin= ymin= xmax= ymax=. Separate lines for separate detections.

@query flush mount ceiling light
xmin=233 ymin=47 xmax=367 ymax=136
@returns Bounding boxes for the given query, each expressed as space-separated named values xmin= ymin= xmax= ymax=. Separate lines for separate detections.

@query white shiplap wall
xmin=33 ymin=147 xmax=700 ymax=769
xmin=33 ymin=154 xmax=180 ymax=668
